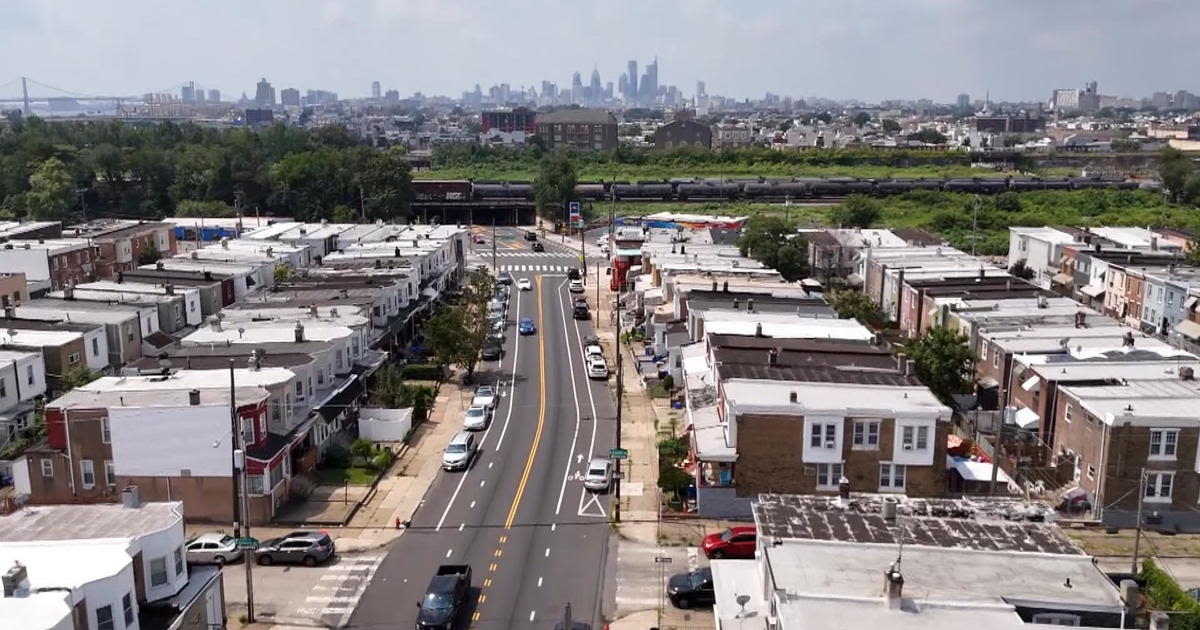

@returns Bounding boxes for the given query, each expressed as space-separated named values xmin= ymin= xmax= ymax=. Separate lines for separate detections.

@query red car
xmin=701 ymin=526 xmax=757 ymax=559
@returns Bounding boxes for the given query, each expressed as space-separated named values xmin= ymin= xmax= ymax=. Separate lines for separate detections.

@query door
xmin=280 ymin=541 xmax=309 ymax=562
xmin=698 ymin=577 xmax=716 ymax=605
xmin=731 ymin=534 xmax=756 ymax=557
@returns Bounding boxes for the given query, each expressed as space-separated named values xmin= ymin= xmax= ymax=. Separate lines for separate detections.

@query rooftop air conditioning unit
xmin=824 ymin=440 xmax=836 ymax=449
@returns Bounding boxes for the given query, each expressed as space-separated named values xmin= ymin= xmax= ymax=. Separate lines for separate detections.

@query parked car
xmin=573 ymin=297 xmax=589 ymax=320
xmin=587 ymin=356 xmax=608 ymax=379
xmin=518 ymin=278 xmax=533 ymax=291
xmin=185 ymin=533 xmax=243 ymax=566
xmin=472 ymin=385 xmax=497 ymax=410
xmin=519 ymin=317 xmax=536 ymax=335
xmin=583 ymin=457 xmax=612 ymax=491
xmin=416 ymin=564 xmax=472 ymax=630
xmin=255 ymin=531 xmax=335 ymax=567
xmin=583 ymin=340 xmax=603 ymax=359
xmin=524 ymin=231 xmax=538 ymax=241
xmin=463 ymin=404 xmax=490 ymax=431
xmin=701 ymin=526 xmax=757 ymax=559
xmin=568 ymin=267 xmax=581 ymax=280
xmin=498 ymin=271 xmax=514 ymax=285
xmin=667 ymin=568 xmax=715 ymax=609
xmin=481 ymin=341 xmax=503 ymax=361
xmin=569 ymin=278 xmax=585 ymax=293
xmin=473 ymin=234 xmax=487 ymax=244
xmin=442 ymin=431 xmax=477 ymax=471
xmin=531 ymin=241 xmax=545 ymax=252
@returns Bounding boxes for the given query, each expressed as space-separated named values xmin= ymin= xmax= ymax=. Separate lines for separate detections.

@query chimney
xmin=207 ymin=315 xmax=221 ymax=332
xmin=188 ymin=389 xmax=200 ymax=406
xmin=837 ymin=476 xmax=851 ymax=500
xmin=220 ymin=237 xmax=229 ymax=249
xmin=768 ymin=348 xmax=779 ymax=366
xmin=1151 ymin=235 xmax=1159 ymax=251
xmin=203 ymin=270 xmax=213 ymax=281
xmin=339 ymin=288 xmax=349 ymax=299
xmin=117 ymin=271 xmax=124 ymax=284
xmin=120 ymin=485 xmax=141 ymax=509
xmin=755 ymin=322 xmax=764 ymax=337
xmin=882 ymin=496 xmax=898 ymax=522
xmin=2 ymin=562 xmax=29 ymax=598
xmin=747 ymin=298 xmax=755 ymax=312
xmin=64 ymin=284 xmax=74 ymax=300
xmin=884 ymin=560 xmax=904 ymax=610
xmin=905 ymin=359 xmax=916 ymax=376
xmin=1151 ymin=612 xmax=1170 ymax=630
xmin=896 ymin=352 xmax=907 ymax=372
xmin=164 ymin=283 xmax=174 ymax=296
xmin=1123 ymin=331 xmax=1135 ymax=348
xmin=1036 ymin=295 xmax=1048 ymax=308
xmin=1182 ymin=366 xmax=1195 ymax=381
xmin=155 ymin=260 xmax=164 ymax=271
xmin=309 ymin=305 xmax=319 ymax=319
xmin=711 ymin=280 xmax=718 ymax=291
xmin=294 ymin=321 xmax=305 ymax=343
xmin=1120 ymin=580 xmax=1139 ymax=617
xmin=723 ymin=280 xmax=729 ymax=292
xmin=2 ymin=306 xmax=13 ymax=319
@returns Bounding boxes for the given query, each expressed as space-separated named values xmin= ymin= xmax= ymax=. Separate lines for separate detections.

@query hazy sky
xmin=2 ymin=0 xmax=1196 ymax=103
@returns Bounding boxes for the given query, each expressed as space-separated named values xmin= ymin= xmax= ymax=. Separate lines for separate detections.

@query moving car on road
xmin=497 ymin=271 xmax=514 ymax=285
xmin=463 ymin=404 xmax=490 ymax=431
xmin=701 ymin=526 xmax=757 ymax=559
xmin=583 ymin=457 xmax=613 ymax=492
xmin=519 ymin=317 xmax=536 ymax=335
xmin=524 ymin=231 xmax=538 ymax=241
xmin=255 ymin=531 xmax=335 ymax=567
xmin=472 ymin=385 xmax=497 ymax=411
xmin=569 ymin=278 xmax=585 ymax=293
xmin=667 ymin=568 xmax=715 ymax=609
xmin=185 ymin=533 xmax=243 ymax=566
xmin=518 ymin=278 xmax=532 ymax=291
xmin=416 ymin=564 xmax=472 ymax=630
xmin=442 ymin=431 xmax=477 ymax=471
xmin=473 ymin=234 xmax=487 ymax=244
xmin=531 ymin=241 xmax=545 ymax=252
xmin=587 ymin=356 xmax=608 ymax=379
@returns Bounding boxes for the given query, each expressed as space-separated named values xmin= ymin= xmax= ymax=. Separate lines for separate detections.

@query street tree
xmin=906 ymin=128 xmax=947 ymax=144
xmin=881 ymin=118 xmax=901 ymax=134
xmin=829 ymin=194 xmax=882 ymax=228
xmin=829 ymin=289 xmax=884 ymax=327
xmin=532 ymin=152 xmax=577 ymax=222
xmin=737 ymin=215 xmax=809 ymax=281
xmin=24 ymin=157 xmax=75 ymax=219
xmin=1160 ymin=147 xmax=1194 ymax=203
xmin=423 ymin=269 xmax=496 ymax=381
xmin=851 ymin=112 xmax=871 ymax=127
xmin=61 ymin=363 xmax=99 ymax=390
xmin=902 ymin=326 xmax=975 ymax=404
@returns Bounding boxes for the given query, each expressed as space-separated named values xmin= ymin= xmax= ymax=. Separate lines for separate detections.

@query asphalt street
xmin=349 ymin=229 xmax=618 ymax=629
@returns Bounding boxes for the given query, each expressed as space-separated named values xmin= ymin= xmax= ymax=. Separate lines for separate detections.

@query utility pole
xmin=989 ymin=406 xmax=1008 ymax=495
xmin=613 ymin=188 xmax=624 ymax=524
xmin=359 ymin=185 xmax=367 ymax=223
xmin=229 ymin=359 xmax=255 ymax=622
xmin=1131 ymin=467 xmax=1146 ymax=576
xmin=491 ymin=217 xmax=497 ymax=270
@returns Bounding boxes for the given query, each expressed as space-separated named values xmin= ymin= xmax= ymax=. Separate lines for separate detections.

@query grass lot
xmin=1067 ymin=527 xmax=1200 ymax=558
xmin=316 ymin=466 xmax=379 ymax=485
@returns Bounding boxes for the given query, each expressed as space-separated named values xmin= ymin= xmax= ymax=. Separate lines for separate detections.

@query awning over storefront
xmin=1013 ymin=406 xmax=1040 ymax=430
xmin=1080 ymin=284 xmax=1105 ymax=298
xmin=1174 ymin=319 xmax=1200 ymax=341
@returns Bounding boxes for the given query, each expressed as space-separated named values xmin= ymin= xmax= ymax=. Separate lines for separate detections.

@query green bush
xmin=370 ymin=449 xmax=394 ymax=471
xmin=1141 ymin=559 xmax=1200 ymax=630
xmin=401 ymin=363 xmax=444 ymax=381
xmin=657 ymin=437 xmax=689 ymax=463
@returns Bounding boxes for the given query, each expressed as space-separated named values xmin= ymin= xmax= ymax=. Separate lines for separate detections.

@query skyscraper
xmin=181 ymin=81 xmax=195 ymax=104
xmin=571 ymin=71 xmax=583 ymax=104
xmin=254 ymin=78 xmax=275 ymax=107
xmin=280 ymin=87 xmax=300 ymax=107
xmin=194 ymin=89 xmax=206 ymax=104
xmin=626 ymin=60 xmax=638 ymax=100
xmin=956 ymin=93 xmax=970 ymax=111
xmin=638 ymin=58 xmax=658 ymax=105
xmin=371 ymin=81 xmax=381 ymax=99
xmin=589 ymin=69 xmax=602 ymax=103
xmin=696 ymin=81 xmax=706 ymax=98
xmin=208 ymin=89 xmax=221 ymax=103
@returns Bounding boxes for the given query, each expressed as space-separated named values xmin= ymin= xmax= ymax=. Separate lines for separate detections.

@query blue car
xmin=518 ymin=317 xmax=536 ymax=335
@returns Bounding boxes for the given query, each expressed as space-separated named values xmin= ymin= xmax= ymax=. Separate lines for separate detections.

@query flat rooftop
xmin=753 ymin=494 xmax=1079 ymax=554
xmin=1060 ymin=379 xmax=1200 ymax=425
xmin=15 ymin=302 xmax=142 ymax=324
xmin=723 ymin=378 xmax=947 ymax=417
xmin=50 ymin=385 xmax=270 ymax=410
xmin=703 ymin=316 xmax=874 ymax=342
xmin=184 ymin=323 xmax=353 ymax=345
xmin=81 ymin=368 xmax=294 ymax=392
xmin=0 ymin=500 xmax=183 ymax=541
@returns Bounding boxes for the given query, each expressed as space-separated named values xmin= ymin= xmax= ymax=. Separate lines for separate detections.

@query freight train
xmin=413 ymin=176 xmax=1145 ymax=204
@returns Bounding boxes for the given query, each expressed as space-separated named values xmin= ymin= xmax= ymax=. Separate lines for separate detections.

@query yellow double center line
xmin=503 ymin=274 xmax=547 ymax=529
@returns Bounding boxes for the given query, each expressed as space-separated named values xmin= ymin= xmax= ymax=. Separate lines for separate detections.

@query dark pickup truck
xmin=416 ymin=564 xmax=471 ymax=630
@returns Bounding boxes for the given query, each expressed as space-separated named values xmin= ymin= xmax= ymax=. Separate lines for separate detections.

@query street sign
xmin=655 ymin=556 xmax=673 ymax=564
xmin=568 ymin=201 xmax=582 ymax=227
xmin=234 ymin=537 xmax=259 ymax=549
xmin=609 ymin=447 xmax=629 ymax=460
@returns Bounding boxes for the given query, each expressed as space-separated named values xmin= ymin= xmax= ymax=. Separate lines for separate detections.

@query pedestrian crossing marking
xmin=497 ymin=264 xmax=574 ymax=273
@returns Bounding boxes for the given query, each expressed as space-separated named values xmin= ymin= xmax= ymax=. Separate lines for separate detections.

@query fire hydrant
xmin=395 ymin=516 xmax=402 ymax=529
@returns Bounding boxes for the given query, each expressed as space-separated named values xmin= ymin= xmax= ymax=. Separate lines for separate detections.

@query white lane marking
xmin=480 ymin=479 xmax=486 ymax=487
xmin=545 ymin=547 xmax=551 ymax=557
xmin=319 ymin=574 xmax=344 ymax=581
xmin=554 ymin=278 xmax=585 ymax=516
xmin=435 ymin=286 xmax=524 ymax=532
xmin=446 ymin=549 xmax=453 ymax=558
xmin=538 ymin=576 xmax=544 ymax=587
xmin=551 ymin=522 xmax=557 ymax=532
xmin=578 ymin=490 xmax=608 ymax=518
xmin=459 ymin=523 xmax=466 ymax=532
xmin=570 ymin=302 xmax=604 ymax=516
xmin=470 ymin=500 xmax=476 ymax=508
xmin=530 ymin=611 xmax=537 ymax=622
xmin=488 ymin=461 xmax=494 ymax=469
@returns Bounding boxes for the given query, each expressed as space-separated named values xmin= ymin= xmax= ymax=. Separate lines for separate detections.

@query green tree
xmin=274 ymin=264 xmax=293 ymax=283
xmin=851 ymin=112 xmax=871 ymax=127
xmin=61 ymin=363 xmax=99 ymax=390
xmin=829 ymin=194 xmax=882 ymax=228
xmin=24 ymin=157 xmax=75 ymax=219
xmin=829 ymin=289 xmax=884 ymax=327
xmin=532 ymin=152 xmax=577 ymax=222
xmin=881 ymin=118 xmax=901 ymax=134
xmin=1160 ymin=147 xmax=1194 ymax=203
xmin=906 ymin=129 xmax=947 ymax=144
xmin=423 ymin=269 xmax=496 ymax=381
xmin=137 ymin=243 xmax=161 ymax=266
xmin=355 ymin=146 xmax=414 ymax=221
xmin=370 ymin=365 xmax=405 ymax=407
xmin=902 ymin=326 xmax=975 ymax=404
xmin=737 ymin=215 xmax=809 ymax=281
xmin=1182 ymin=173 xmax=1200 ymax=206
xmin=175 ymin=199 xmax=236 ymax=217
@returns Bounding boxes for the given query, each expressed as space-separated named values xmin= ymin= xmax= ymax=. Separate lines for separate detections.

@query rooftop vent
xmin=120 ymin=485 xmax=141 ymax=509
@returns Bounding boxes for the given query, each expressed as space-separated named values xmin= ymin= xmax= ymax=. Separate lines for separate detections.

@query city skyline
xmin=3 ymin=0 xmax=1199 ymax=104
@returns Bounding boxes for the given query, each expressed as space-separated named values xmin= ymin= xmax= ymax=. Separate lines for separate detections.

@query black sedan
xmin=667 ymin=568 xmax=715 ymax=609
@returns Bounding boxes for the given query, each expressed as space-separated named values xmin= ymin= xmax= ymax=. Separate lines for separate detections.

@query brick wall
xmin=1102 ymin=424 xmax=1200 ymax=512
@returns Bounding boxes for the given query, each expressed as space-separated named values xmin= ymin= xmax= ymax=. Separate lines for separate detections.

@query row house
xmin=155 ymin=257 xmax=261 ymax=303
xmin=49 ymin=282 xmax=201 ymax=334
xmin=898 ymin=274 xmax=1049 ymax=338
xmin=805 ymin=227 xmax=944 ymax=284
xmin=123 ymin=266 xmax=237 ymax=317
xmin=1010 ymin=225 xmax=1183 ymax=291
xmin=78 ymin=221 xmax=177 ymax=279
xmin=0 ymin=349 xmax=47 ymax=452
xmin=15 ymin=299 xmax=159 ymax=367
xmin=0 ymin=239 xmax=96 ymax=293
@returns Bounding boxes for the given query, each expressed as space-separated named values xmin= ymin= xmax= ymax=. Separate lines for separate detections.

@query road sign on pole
xmin=609 ymin=447 xmax=629 ymax=460
xmin=654 ymin=556 xmax=673 ymax=564
xmin=234 ymin=537 xmax=259 ymax=549
xmin=568 ymin=201 xmax=582 ymax=227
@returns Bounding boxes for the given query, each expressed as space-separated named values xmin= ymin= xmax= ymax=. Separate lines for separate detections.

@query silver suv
xmin=254 ymin=531 xmax=335 ymax=567
xmin=442 ymin=431 xmax=477 ymax=471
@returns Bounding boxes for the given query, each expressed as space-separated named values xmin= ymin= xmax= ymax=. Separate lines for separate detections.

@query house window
xmin=816 ymin=463 xmax=843 ymax=489
xmin=241 ymin=417 xmax=255 ymax=445
xmin=96 ymin=604 xmax=115 ymax=630
xmin=40 ymin=458 xmax=53 ymax=477
xmin=101 ymin=417 xmax=110 ymax=443
xmin=91 ymin=337 xmax=99 ymax=356
xmin=174 ymin=546 xmax=185 ymax=575
xmin=992 ymin=347 xmax=1000 ymax=368
xmin=900 ymin=425 xmax=929 ymax=450
xmin=1145 ymin=472 xmax=1174 ymax=502
xmin=68 ymin=352 xmax=80 ymax=365
xmin=295 ymin=380 xmax=305 ymax=401
xmin=852 ymin=420 xmax=880 ymax=448
xmin=80 ymin=459 xmax=95 ymax=489
xmin=123 ymin=593 xmax=134 ymax=625
xmin=879 ymin=463 xmax=906 ymax=490
xmin=1149 ymin=429 xmax=1179 ymax=459
xmin=26 ymin=365 xmax=32 ymax=385
xmin=1031 ymin=613 xmax=1081 ymax=626
xmin=809 ymin=423 xmax=837 ymax=449
xmin=105 ymin=460 xmax=115 ymax=489
xmin=1087 ymin=465 xmax=1096 ymax=480
xmin=149 ymin=557 xmax=168 ymax=586
xmin=1064 ymin=403 xmax=1073 ymax=423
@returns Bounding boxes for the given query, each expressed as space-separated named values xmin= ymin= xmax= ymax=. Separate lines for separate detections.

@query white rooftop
xmin=184 ymin=323 xmax=354 ymax=345
xmin=81 ymin=369 xmax=295 ymax=392
xmin=0 ymin=500 xmax=183 ymax=541
xmin=1010 ymin=226 xmax=1081 ymax=244
xmin=1060 ymin=379 xmax=1200 ymax=426
xmin=0 ymin=540 xmax=132 ymax=628
xmin=15 ymin=303 xmax=140 ymax=324
xmin=722 ymin=378 xmax=948 ymax=418
xmin=0 ymin=328 xmax=82 ymax=347
xmin=702 ymin=315 xmax=874 ymax=342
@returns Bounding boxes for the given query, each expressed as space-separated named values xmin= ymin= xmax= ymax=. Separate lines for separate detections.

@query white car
xmin=584 ymin=342 xmax=603 ymax=359
xmin=587 ymin=356 xmax=609 ymax=379
xmin=442 ymin=431 xmax=477 ymax=471
xmin=583 ymin=457 xmax=613 ymax=491
xmin=600 ymin=243 xmax=610 ymax=254
xmin=463 ymin=404 xmax=490 ymax=431
xmin=517 ymin=278 xmax=532 ymax=291
xmin=569 ymin=278 xmax=585 ymax=293
xmin=472 ymin=385 xmax=497 ymax=411
xmin=185 ymin=533 xmax=244 ymax=566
